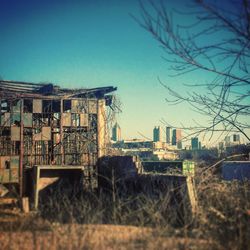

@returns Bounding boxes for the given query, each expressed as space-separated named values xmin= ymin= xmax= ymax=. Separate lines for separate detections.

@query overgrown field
xmin=0 ymin=167 xmax=249 ymax=250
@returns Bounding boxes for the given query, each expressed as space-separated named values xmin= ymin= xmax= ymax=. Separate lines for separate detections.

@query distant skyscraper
xmin=172 ymin=129 xmax=182 ymax=148
xmin=177 ymin=141 xmax=182 ymax=150
xmin=191 ymin=137 xmax=199 ymax=150
xmin=166 ymin=127 xmax=172 ymax=144
xmin=233 ymin=134 xmax=240 ymax=142
xmin=153 ymin=126 xmax=162 ymax=142
xmin=224 ymin=136 xmax=231 ymax=147
xmin=218 ymin=142 xmax=224 ymax=150
xmin=112 ymin=122 xmax=121 ymax=142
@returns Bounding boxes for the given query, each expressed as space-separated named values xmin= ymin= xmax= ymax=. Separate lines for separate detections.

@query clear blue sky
xmin=0 ymin=0 xmax=248 ymax=145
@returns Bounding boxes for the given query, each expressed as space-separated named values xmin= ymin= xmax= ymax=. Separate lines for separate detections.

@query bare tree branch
xmin=135 ymin=0 xmax=250 ymax=142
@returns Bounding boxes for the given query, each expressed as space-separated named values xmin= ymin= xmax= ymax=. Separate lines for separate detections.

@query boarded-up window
xmin=80 ymin=113 xmax=88 ymax=127
xmin=42 ymin=127 xmax=51 ymax=141
xmin=11 ymin=127 xmax=20 ymax=141
xmin=62 ymin=113 xmax=71 ymax=126
xmin=72 ymin=100 xmax=79 ymax=113
xmin=23 ymin=113 xmax=32 ymax=127
xmin=88 ymin=100 xmax=97 ymax=114
xmin=33 ymin=99 xmax=42 ymax=113
xmin=72 ymin=100 xmax=88 ymax=113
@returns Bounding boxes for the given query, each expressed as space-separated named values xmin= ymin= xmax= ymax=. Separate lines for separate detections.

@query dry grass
xmin=0 ymin=165 xmax=249 ymax=250
xmin=195 ymin=169 xmax=250 ymax=250
xmin=0 ymin=224 xmax=214 ymax=250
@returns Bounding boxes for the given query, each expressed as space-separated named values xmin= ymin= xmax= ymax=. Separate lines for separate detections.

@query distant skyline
xmin=0 ymin=0 xmax=249 ymax=146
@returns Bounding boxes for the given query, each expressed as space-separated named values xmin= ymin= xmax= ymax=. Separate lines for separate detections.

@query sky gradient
xmin=0 ymin=0 xmax=248 ymax=145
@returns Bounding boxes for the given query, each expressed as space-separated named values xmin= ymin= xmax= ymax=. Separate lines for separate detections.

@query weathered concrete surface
xmin=97 ymin=156 xmax=140 ymax=191
xmin=97 ymin=156 xmax=198 ymax=221
xmin=0 ymin=184 xmax=9 ymax=197
xmin=29 ymin=166 xmax=85 ymax=209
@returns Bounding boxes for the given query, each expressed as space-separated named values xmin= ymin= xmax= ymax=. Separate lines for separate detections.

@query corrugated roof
xmin=0 ymin=80 xmax=116 ymax=98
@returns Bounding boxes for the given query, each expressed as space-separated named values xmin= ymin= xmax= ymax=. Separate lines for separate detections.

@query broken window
xmin=52 ymin=100 xmax=61 ymax=113
xmin=0 ymin=100 xmax=10 ymax=113
xmin=11 ymin=113 xmax=21 ymax=126
xmin=42 ymin=100 xmax=52 ymax=113
xmin=33 ymin=128 xmax=42 ymax=141
xmin=1 ymin=127 xmax=10 ymax=136
xmin=52 ymin=113 xmax=60 ymax=127
xmin=24 ymin=99 xmax=33 ymax=113
xmin=63 ymin=100 xmax=71 ymax=112
xmin=33 ymin=113 xmax=43 ymax=127
xmin=71 ymin=113 xmax=80 ymax=127
xmin=89 ymin=114 xmax=97 ymax=132
xmin=12 ymin=99 xmax=21 ymax=113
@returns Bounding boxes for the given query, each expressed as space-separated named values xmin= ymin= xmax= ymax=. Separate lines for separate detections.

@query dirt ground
xmin=0 ymin=198 xmax=213 ymax=250
xmin=0 ymin=223 xmax=213 ymax=250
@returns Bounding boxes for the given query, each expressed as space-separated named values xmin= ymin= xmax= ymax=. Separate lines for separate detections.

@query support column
xmin=19 ymin=99 xmax=24 ymax=197
xmin=33 ymin=166 xmax=40 ymax=209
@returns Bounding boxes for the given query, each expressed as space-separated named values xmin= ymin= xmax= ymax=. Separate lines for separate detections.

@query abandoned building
xmin=0 ymin=80 xmax=117 ymax=208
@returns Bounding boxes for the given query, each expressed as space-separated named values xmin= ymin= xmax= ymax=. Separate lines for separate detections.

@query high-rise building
xmin=191 ymin=137 xmax=199 ymax=150
xmin=233 ymin=134 xmax=240 ymax=143
xmin=112 ymin=122 xmax=121 ymax=142
xmin=224 ymin=136 xmax=231 ymax=147
xmin=218 ymin=141 xmax=224 ymax=151
xmin=153 ymin=126 xmax=162 ymax=142
xmin=172 ymin=129 xmax=182 ymax=148
xmin=166 ymin=127 xmax=172 ymax=144
xmin=177 ymin=140 xmax=182 ymax=150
